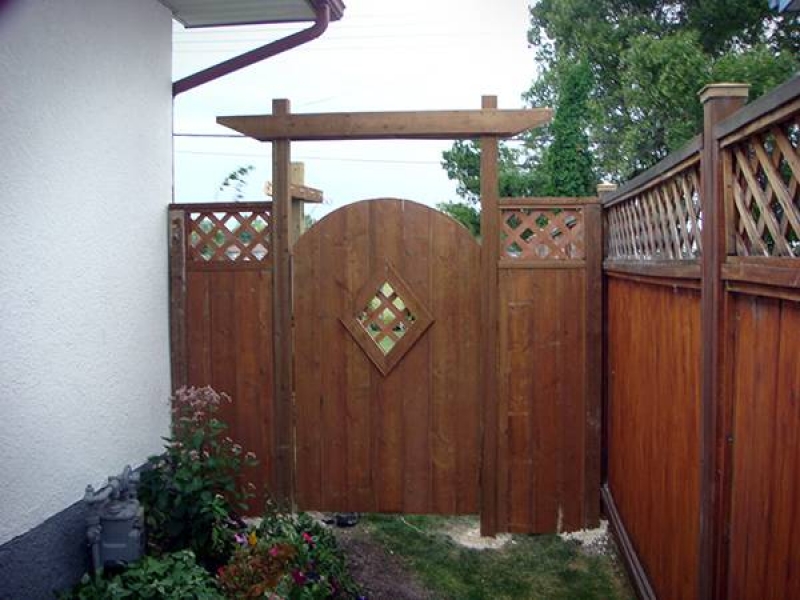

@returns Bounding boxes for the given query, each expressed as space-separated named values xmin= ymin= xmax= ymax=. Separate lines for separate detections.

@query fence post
xmin=596 ymin=183 xmax=616 ymax=489
xmin=697 ymin=83 xmax=749 ymax=600
xmin=480 ymin=95 xmax=500 ymax=536
xmin=272 ymin=98 xmax=295 ymax=508
xmin=168 ymin=207 xmax=188 ymax=391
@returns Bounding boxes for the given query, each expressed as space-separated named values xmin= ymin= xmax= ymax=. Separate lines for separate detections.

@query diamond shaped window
xmin=356 ymin=282 xmax=417 ymax=355
xmin=342 ymin=264 xmax=434 ymax=376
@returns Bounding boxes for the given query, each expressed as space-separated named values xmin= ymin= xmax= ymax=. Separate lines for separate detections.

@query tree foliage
xmin=527 ymin=0 xmax=799 ymax=179
xmin=538 ymin=58 xmax=595 ymax=196
xmin=436 ymin=201 xmax=481 ymax=238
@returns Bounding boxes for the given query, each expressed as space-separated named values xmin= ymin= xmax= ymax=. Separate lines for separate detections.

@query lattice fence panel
xmin=500 ymin=208 xmax=584 ymax=260
xmin=186 ymin=209 xmax=272 ymax=263
xmin=606 ymin=163 xmax=702 ymax=260
xmin=725 ymin=116 xmax=800 ymax=257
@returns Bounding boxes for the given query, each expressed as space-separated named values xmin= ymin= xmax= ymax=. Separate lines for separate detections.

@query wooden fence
xmin=601 ymin=76 xmax=800 ymax=600
xmin=169 ymin=98 xmax=603 ymax=537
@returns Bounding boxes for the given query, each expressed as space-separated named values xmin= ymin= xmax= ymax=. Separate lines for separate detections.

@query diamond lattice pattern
xmin=605 ymin=163 xmax=703 ymax=261
xmin=356 ymin=283 xmax=416 ymax=355
xmin=187 ymin=210 xmax=271 ymax=262
xmin=501 ymin=208 xmax=584 ymax=260
xmin=727 ymin=119 xmax=800 ymax=257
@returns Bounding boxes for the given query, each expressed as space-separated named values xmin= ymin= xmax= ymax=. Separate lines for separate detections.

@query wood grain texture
xmin=606 ymin=277 xmax=701 ymax=600
xmin=726 ymin=294 xmax=800 ymax=600
xmin=217 ymin=108 xmax=553 ymax=141
xmin=498 ymin=267 xmax=590 ymax=533
xmin=185 ymin=268 xmax=274 ymax=514
xmin=293 ymin=199 xmax=481 ymax=515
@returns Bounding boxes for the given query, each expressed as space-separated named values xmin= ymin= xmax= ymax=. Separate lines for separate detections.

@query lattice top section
xmin=356 ymin=282 xmax=416 ymax=355
xmin=187 ymin=209 xmax=271 ymax=263
xmin=606 ymin=162 xmax=702 ymax=261
xmin=500 ymin=208 xmax=584 ymax=260
xmin=724 ymin=116 xmax=800 ymax=257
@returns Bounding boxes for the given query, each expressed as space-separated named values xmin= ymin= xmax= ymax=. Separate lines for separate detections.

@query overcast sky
xmin=173 ymin=0 xmax=537 ymax=218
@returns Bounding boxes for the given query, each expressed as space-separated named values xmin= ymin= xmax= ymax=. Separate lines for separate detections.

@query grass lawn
xmin=361 ymin=514 xmax=634 ymax=600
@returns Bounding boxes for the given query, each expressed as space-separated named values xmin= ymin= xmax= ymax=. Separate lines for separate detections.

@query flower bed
xmin=62 ymin=387 xmax=363 ymax=600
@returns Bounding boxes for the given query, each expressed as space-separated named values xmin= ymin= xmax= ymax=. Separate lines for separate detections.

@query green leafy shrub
xmin=61 ymin=550 xmax=223 ymax=600
xmin=138 ymin=386 xmax=257 ymax=567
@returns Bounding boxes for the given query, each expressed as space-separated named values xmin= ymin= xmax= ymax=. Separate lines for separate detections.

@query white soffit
xmin=159 ymin=0 xmax=344 ymax=28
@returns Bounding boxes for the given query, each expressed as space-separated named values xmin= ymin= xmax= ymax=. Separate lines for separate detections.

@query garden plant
xmin=62 ymin=386 xmax=362 ymax=600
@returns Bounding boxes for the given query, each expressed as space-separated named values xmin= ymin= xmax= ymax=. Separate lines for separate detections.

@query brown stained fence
xmin=601 ymin=76 xmax=800 ymax=600
xmin=496 ymin=198 xmax=602 ymax=534
xmin=169 ymin=98 xmax=604 ymax=537
xmin=169 ymin=203 xmax=276 ymax=512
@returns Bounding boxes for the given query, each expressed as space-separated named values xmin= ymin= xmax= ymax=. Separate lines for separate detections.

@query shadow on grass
xmin=361 ymin=514 xmax=634 ymax=600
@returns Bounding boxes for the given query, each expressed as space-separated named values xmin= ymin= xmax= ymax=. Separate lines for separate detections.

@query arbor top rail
xmin=217 ymin=104 xmax=553 ymax=141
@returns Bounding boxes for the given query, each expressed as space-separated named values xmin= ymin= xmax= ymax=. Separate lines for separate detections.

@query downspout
xmin=173 ymin=0 xmax=331 ymax=96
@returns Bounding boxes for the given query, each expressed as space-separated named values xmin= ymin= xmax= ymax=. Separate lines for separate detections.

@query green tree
xmin=441 ymin=140 xmax=544 ymax=204
xmin=437 ymin=201 xmax=481 ymax=238
xmin=538 ymin=59 xmax=595 ymax=195
xmin=526 ymin=0 xmax=799 ymax=179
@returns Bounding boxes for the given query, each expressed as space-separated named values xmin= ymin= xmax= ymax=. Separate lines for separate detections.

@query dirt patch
xmin=438 ymin=517 xmax=512 ymax=550
xmin=334 ymin=525 xmax=435 ymax=600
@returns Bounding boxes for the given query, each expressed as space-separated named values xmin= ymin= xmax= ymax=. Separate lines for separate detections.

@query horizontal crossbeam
xmin=217 ymin=107 xmax=553 ymax=141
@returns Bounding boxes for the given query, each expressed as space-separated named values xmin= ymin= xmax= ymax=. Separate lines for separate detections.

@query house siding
xmin=0 ymin=0 xmax=173 ymax=596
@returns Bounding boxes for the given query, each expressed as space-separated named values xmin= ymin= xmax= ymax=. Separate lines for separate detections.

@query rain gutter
xmin=173 ymin=0 xmax=332 ymax=96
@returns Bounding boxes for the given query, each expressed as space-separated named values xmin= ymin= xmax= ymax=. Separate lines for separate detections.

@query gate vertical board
xmin=293 ymin=199 xmax=482 ymax=515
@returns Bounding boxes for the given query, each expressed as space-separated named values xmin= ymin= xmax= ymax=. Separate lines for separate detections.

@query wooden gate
xmin=293 ymin=198 xmax=481 ymax=515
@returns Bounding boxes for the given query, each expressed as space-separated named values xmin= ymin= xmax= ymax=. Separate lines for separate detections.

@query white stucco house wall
xmin=0 ymin=1 xmax=340 ymax=597
xmin=0 ymin=1 xmax=173 ymax=597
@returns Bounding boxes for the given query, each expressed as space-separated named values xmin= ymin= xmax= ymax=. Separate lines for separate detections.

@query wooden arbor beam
xmin=217 ymin=108 xmax=552 ymax=141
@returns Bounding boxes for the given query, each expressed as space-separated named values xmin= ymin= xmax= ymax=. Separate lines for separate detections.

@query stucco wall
xmin=0 ymin=0 xmax=173 ymax=545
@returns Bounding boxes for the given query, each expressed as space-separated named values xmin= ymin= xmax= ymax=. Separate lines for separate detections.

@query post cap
xmin=596 ymin=182 xmax=618 ymax=194
xmin=698 ymin=83 xmax=750 ymax=104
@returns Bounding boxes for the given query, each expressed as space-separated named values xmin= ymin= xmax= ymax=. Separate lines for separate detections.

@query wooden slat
xmin=480 ymin=96 xmax=501 ymax=535
xmin=603 ymin=260 xmax=702 ymax=281
xmin=169 ymin=209 xmax=188 ymax=390
xmin=270 ymin=98 xmax=294 ymax=506
xmin=699 ymin=89 xmax=749 ymax=600
xmin=726 ymin=296 xmax=800 ymax=599
xmin=606 ymin=277 xmax=702 ymax=599
xmin=584 ymin=204 xmax=602 ymax=527
xmin=218 ymin=107 xmax=553 ymax=141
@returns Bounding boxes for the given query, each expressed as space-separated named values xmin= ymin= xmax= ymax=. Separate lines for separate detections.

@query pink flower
xmin=269 ymin=545 xmax=279 ymax=557
xmin=291 ymin=569 xmax=306 ymax=585
xmin=302 ymin=532 xmax=314 ymax=546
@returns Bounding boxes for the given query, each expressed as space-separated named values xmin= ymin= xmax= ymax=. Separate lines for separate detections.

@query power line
xmin=175 ymin=149 xmax=440 ymax=165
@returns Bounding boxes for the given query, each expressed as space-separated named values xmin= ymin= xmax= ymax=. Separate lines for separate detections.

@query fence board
xmin=727 ymin=295 xmax=800 ymax=600
xmin=606 ymin=277 xmax=701 ymax=600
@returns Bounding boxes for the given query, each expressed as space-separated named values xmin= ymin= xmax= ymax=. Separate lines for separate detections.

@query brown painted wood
xmin=183 ymin=265 xmax=274 ymax=514
xmin=606 ymin=277 xmax=702 ymax=600
xmin=293 ymin=199 xmax=481 ymax=515
xmin=584 ymin=203 xmax=602 ymax=526
xmin=271 ymin=98 xmax=294 ymax=507
xmin=698 ymin=87 xmax=748 ymax=600
xmin=602 ymin=485 xmax=657 ymax=600
xmin=480 ymin=95 xmax=500 ymax=535
xmin=217 ymin=107 xmax=553 ymax=141
xmin=726 ymin=295 xmax=800 ymax=600
xmin=604 ymin=260 xmax=701 ymax=281
xmin=169 ymin=208 xmax=188 ymax=390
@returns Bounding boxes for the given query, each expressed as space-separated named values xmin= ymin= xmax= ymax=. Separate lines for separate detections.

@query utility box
xmin=84 ymin=465 xmax=144 ymax=571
